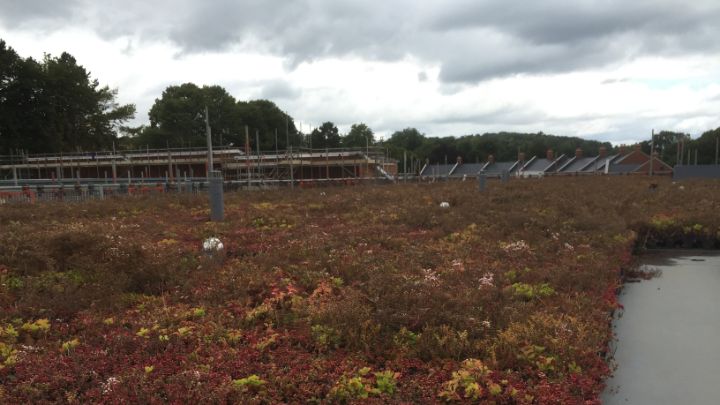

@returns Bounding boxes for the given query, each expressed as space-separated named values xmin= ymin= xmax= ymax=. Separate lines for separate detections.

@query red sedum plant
xmin=1 ymin=177 xmax=719 ymax=403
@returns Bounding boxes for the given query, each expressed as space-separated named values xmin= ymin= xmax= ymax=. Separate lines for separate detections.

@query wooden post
xmin=289 ymin=145 xmax=294 ymax=188
xmin=111 ymin=142 xmax=117 ymax=183
xmin=167 ymin=145 xmax=173 ymax=182
xmin=256 ymin=129 xmax=261 ymax=184
xmin=205 ymin=106 xmax=213 ymax=176
xmin=245 ymin=126 xmax=250 ymax=189
xmin=649 ymin=129 xmax=654 ymax=176
xmin=403 ymin=150 xmax=407 ymax=182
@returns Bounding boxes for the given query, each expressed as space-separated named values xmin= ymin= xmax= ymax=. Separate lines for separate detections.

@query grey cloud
xmin=4 ymin=0 xmax=720 ymax=84
xmin=258 ymin=80 xmax=302 ymax=100
xmin=428 ymin=1 xmax=720 ymax=81
xmin=0 ymin=0 xmax=79 ymax=21
xmin=0 ymin=0 xmax=81 ymax=28
xmin=430 ymin=105 xmax=545 ymax=126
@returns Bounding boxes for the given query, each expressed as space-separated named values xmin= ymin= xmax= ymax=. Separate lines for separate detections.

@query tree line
xmin=2 ymin=39 xmax=719 ymax=169
xmin=136 ymin=83 xmax=377 ymax=151
xmin=0 ymin=40 xmax=135 ymax=155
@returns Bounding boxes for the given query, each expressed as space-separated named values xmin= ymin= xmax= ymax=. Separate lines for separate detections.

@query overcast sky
xmin=2 ymin=0 xmax=719 ymax=144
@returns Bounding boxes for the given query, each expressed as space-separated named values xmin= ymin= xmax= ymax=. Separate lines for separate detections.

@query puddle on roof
xmin=602 ymin=251 xmax=720 ymax=404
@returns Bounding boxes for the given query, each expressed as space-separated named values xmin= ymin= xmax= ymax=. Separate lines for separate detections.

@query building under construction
xmin=0 ymin=146 xmax=399 ymax=187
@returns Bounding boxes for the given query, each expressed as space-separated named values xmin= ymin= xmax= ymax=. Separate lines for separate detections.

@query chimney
xmin=575 ymin=148 xmax=583 ymax=158
xmin=546 ymin=149 xmax=554 ymax=161
xmin=634 ymin=144 xmax=641 ymax=152
xmin=599 ymin=146 xmax=607 ymax=158
xmin=488 ymin=154 xmax=495 ymax=164
xmin=518 ymin=152 xmax=526 ymax=162
xmin=619 ymin=146 xmax=626 ymax=155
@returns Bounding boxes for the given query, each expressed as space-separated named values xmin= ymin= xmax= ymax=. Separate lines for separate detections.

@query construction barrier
xmin=128 ymin=184 xmax=165 ymax=195
xmin=0 ymin=189 xmax=37 ymax=204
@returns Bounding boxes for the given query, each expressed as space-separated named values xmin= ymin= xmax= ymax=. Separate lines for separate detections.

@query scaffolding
xmin=0 ymin=146 xmax=398 ymax=188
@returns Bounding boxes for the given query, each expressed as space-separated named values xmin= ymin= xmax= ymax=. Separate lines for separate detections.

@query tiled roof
xmin=522 ymin=158 xmax=553 ymax=172
xmin=452 ymin=163 xmax=485 ymax=176
xmin=481 ymin=161 xmax=518 ymax=174
xmin=608 ymin=163 xmax=642 ymax=173
xmin=560 ymin=157 xmax=597 ymax=172
xmin=587 ymin=154 xmax=620 ymax=172
xmin=420 ymin=163 xmax=455 ymax=176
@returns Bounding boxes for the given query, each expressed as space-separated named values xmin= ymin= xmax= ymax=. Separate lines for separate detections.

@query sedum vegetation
xmin=1 ymin=177 xmax=720 ymax=403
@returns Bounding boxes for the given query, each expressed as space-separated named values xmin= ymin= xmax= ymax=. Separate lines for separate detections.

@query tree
xmin=0 ymin=39 xmax=134 ymax=154
xmin=386 ymin=128 xmax=425 ymax=151
xmin=638 ymin=130 xmax=690 ymax=166
xmin=236 ymin=99 xmax=301 ymax=151
xmin=381 ymin=130 xmax=616 ymax=165
xmin=384 ymin=128 xmax=427 ymax=172
xmin=141 ymin=87 xmax=301 ymax=151
xmin=309 ymin=122 xmax=341 ymax=149
xmin=687 ymin=128 xmax=720 ymax=165
xmin=0 ymin=40 xmax=48 ymax=153
xmin=141 ymin=83 xmax=239 ymax=148
xmin=343 ymin=123 xmax=374 ymax=148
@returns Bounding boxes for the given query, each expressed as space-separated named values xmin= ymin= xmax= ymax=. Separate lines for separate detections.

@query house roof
xmin=522 ymin=158 xmax=553 ymax=172
xmin=550 ymin=155 xmax=569 ymax=172
xmin=608 ymin=163 xmax=642 ymax=173
xmin=420 ymin=163 xmax=455 ymax=176
xmin=559 ymin=156 xmax=597 ymax=172
xmin=452 ymin=163 xmax=485 ymax=176
xmin=588 ymin=154 xmax=620 ymax=172
xmin=635 ymin=158 xmax=673 ymax=172
xmin=420 ymin=149 xmax=672 ymax=177
xmin=481 ymin=161 xmax=519 ymax=173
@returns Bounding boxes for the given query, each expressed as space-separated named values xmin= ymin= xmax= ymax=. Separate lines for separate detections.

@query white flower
xmin=202 ymin=237 xmax=224 ymax=252
xmin=101 ymin=376 xmax=120 ymax=394
xmin=481 ymin=320 xmax=491 ymax=328
xmin=421 ymin=268 xmax=439 ymax=284
xmin=451 ymin=259 xmax=465 ymax=272
xmin=478 ymin=272 xmax=494 ymax=288
xmin=439 ymin=201 xmax=450 ymax=208
xmin=501 ymin=240 xmax=530 ymax=253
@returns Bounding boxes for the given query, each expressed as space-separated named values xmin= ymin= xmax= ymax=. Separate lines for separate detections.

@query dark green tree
xmin=142 ymin=83 xmax=239 ymax=148
xmin=343 ymin=123 xmax=374 ymax=148
xmin=384 ymin=128 xmax=426 ymax=172
xmin=309 ymin=121 xmax=341 ymax=149
xmin=236 ymin=99 xmax=301 ymax=151
xmin=0 ymin=40 xmax=48 ymax=153
xmin=386 ymin=128 xmax=425 ymax=151
xmin=0 ymin=40 xmax=134 ymax=154
xmin=685 ymin=128 xmax=720 ymax=165
xmin=142 ymin=87 xmax=301 ymax=151
xmin=638 ymin=130 xmax=691 ymax=166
